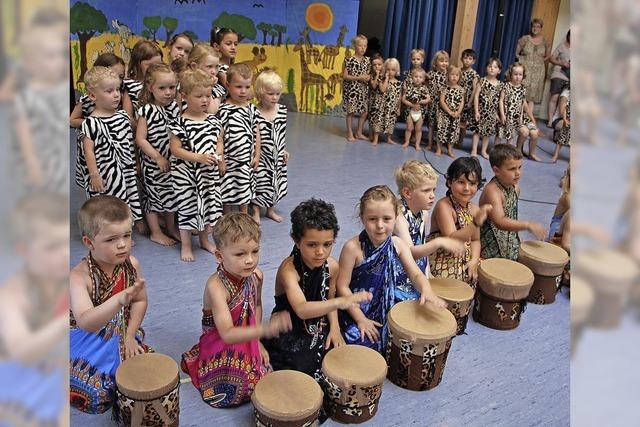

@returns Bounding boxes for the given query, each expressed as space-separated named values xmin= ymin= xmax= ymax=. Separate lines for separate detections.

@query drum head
xmin=573 ymin=249 xmax=638 ymax=294
xmin=478 ymin=258 xmax=534 ymax=300
xmin=519 ymin=240 xmax=569 ymax=276
xmin=388 ymin=300 xmax=456 ymax=342
xmin=322 ymin=345 xmax=387 ymax=386
xmin=251 ymin=370 xmax=323 ymax=420
xmin=116 ymin=353 xmax=179 ymax=400
xmin=430 ymin=277 xmax=474 ymax=302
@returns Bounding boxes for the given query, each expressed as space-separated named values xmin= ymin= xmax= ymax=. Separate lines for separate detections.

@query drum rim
xmin=387 ymin=301 xmax=457 ymax=341
xmin=321 ymin=345 xmax=387 ymax=385
xmin=430 ymin=277 xmax=475 ymax=302
xmin=115 ymin=353 xmax=180 ymax=399
xmin=251 ymin=370 xmax=323 ymax=419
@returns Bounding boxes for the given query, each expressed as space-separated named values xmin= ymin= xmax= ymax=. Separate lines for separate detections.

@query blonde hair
xmin=383 ymin=58 xmax=400 ymax=75
xmin=84 ymin=66 xmax=119 ymax=92
xmin=447 ymin=65 xmax=462 ymax=80
xmin=353 ymin=34 xmax=368 ymax=46
xmin=358 ymin=185 xmax=400 ymax=217
xmin=128 ymin=40 xmax=163 ymax=81
xmin=179 ymin=69 xmax=212 ymax=95
xmin=431 ymin=50 xmax=450 ymax=70
xmin=411 ymin=67 xmax=427 ymax=80
xmin=139 ymin=63 xmax=176 ymax=106
xmin=188 ymin=43 xmax=218 ymax=67
xmin=395 ymin=160 xmax=438 ymax=193
xmin=254 ymin=69 xmax=283 ymax=99
xmin=78 ymin=195 xmax=132 ymax=239
xmin=212 ymin=212 xmax=261 ymax=248
xmin=409 ymin=48 xmax=426 ymax=61
xmin=227 ymin=63 xmax=252 ymax=84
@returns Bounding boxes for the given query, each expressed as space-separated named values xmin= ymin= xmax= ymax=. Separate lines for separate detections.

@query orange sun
xmin=306 ymin=3 xmax=333 ymax=33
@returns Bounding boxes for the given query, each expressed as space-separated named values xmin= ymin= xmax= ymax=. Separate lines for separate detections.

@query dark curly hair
xmin=445 ymin=157 xmax=485 ymax=196
xmin=290 ymin=198 xmax=339 ymax=241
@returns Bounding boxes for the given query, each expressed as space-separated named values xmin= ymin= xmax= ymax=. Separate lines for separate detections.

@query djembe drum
xmin=518 ymin=240 xmax=569 ymax=304
xmin=251 ymin=370 xmax=323 ymax=427
xmin=386 ymin=300 xmax=457 ymax=391
xmin=571 ymin=277 xmax=594 ymax=357
xmin=321 ymin=345 xmax=387 ymax=423
xmin=115 ymin=353 xmax=180 ymax=427
xmin=429 ymin=277 xmax=475 ymax=335
xmin=472 ymin=258 xmax=534 ymax=330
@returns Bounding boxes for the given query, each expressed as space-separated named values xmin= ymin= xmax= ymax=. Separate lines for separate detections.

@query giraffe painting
xmin=319 ymin=26 xmax=349 ymax=70
xmin=293 ymin=39 xmax=327 ymax=114
xmin=300 ymin=25 xmax=320 ymax=65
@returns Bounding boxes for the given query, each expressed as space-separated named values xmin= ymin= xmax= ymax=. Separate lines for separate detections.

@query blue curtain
xmin=472 ymin=0 xmax=534 ymax=77
xmin=382 ymin=0 xmax=458 ymax=73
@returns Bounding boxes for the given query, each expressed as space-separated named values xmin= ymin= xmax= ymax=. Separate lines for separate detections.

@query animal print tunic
xmin=343 ymin=56 xmax=371 ymax=115
xmin=123 ymin=79 xmax=143 ymax=115
xmin=426 ymin=70 xmax=447 ymax=129
xmin=475 ymin=78 xmax=503 ymax=138
xmin=371 ymin=79 xmax=402 ymax=134
xmin=368 ymin=74 xmax=385 ymax=125
xmin=254 ymin=104 xmax=288 ymax=208
xmin=556 ymin=94 xmax=571 ymax=146
xmin=497 ymin=82 xmax=529 ymax=140
xmin=436 ymin=85 xmax=465 ymax=147
xmin=401 ymin=80 xmax=429 ymax=122
xmin=460 ymin=68 xmax=479 ymax=129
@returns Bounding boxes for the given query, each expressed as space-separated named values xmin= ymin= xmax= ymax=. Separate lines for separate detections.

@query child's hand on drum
xmin=466 ymin=259 xmax=480 ymax=282
xmin=325 ymin=327 xmax=346 ymax=349
xmin=123 ymin=335 xmax=145 ymax=360
xmin=420 ymin=290 xmax=447 ymax=309
xmin=258 ymin=341 xmax=270 ymax=366
xmin=357 ymin=318 xmax=382 ymax=343
xmin=526 ymin=221 xmax=547 ymax=240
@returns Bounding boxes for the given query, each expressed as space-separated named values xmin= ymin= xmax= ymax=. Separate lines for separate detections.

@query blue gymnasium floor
xmin=70 ymin=112 xmax=570 ymax=426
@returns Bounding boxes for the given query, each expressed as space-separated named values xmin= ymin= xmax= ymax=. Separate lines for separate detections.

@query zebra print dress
xmin=168 ymin=115 xmax=223 ymax=230
xmin=79 ymin=110 xmax=142 ymax=221
xmin=254 ymin=104 xmax=288 ymax=208
xmin=217 ymin=102 xmax=259 ymax=205
xmin=137 ymin=101 xmax=180 ymax=214
xmin=123 ymin=79 xmax=144 ymax=116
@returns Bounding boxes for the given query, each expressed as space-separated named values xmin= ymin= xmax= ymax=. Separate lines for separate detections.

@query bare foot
xmin=200 ymin=239 xmax=217 ymax=255
xmin=135 ymin=221 xmax=150 ymax=236
xmin=355 ymin=133 xmax=368 ymax=140
xmin=371 ymin=141 xmax=378 ymax=146
xmin=447 ymin=149 xmax=456 ymax=159
xmin=347 ymin=134 xmax=356 ymax=142
xmin=402 ymin=143 xmax=409 ymax=149
xmin=166 ymin=228 xmax=181 ymax=242
xmin=266 ymin=208 xmax=283 ymax=223
xmin=471 ymin=151 xmax=478 ymax=157
xmin=387 ymin=138 xmax=397 ymax=145
xmin=251 ymin=207 xmax=261 ymax=224
xmin=150 ymin=231 xmax=177 ymax=246
xmin=550 ymin=156 xmax=558 ymax=163
xmin=181 ymin=246 xmax=195 ymax=262
xmin=435 ymin=149 xmax=442 ymax=156
xmin=529 ymin=153 xmax=541 ymax=162
xmin=414 ymin=144 xmax=422 ymax=151
xmin=481 ymin=151 xmax=489 ymax=159
xmin=426 ymin=144 xmax=433 ymax=151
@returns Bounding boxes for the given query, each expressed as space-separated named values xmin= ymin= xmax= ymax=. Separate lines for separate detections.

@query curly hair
xmin=290 ymin=198 xmax=339 ymax=241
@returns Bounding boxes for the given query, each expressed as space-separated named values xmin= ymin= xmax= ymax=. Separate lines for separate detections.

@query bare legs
xmin=547 ymin=94 xmax=559 ymax=127
xmin=146 ymin=212 xmax=178 ymax=246
xmin=346 ymin=113 xmax=368 ymax=141
xmin=516 ymin=126 xmax=540 ymax=161
xmin=179 ymin=228 xmax=215 ymax=262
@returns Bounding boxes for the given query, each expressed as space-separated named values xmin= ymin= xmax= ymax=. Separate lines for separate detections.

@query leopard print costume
xmin=368 ymin=74 xmax=384 ymax=127
xmin=426 ymin=70 xmax=447 ymax=129
xmin=401 ymin=80 xmax=429 ymax=122
xmin=460 ymin=68 xmax=479 ymax=129
xmin=343 ymin=56 xmax=371 ymax=115
xmin=371 ymin=79 xmax=402 ymax=134
xmin=475 ymin=78 xmax=503 ymax=137
xmin=436 ymin=85 xmax=465 ymax=146
xmin=556 ymin=95 xmax=571 ymax=146
xmin=497 ymin=82 xmax=530 ymax=140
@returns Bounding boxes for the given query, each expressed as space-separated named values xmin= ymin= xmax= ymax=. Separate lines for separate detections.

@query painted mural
xmin=70 ymin=0 xmax=360 ymax=115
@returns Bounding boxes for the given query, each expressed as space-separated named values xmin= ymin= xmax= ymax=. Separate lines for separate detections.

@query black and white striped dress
xmin=137 ymin=101 xmax=180 ymax=214
xmin=254 ymin=104 xmax=288 ymax=207
xmin=217 ymin=102 xmax=259 ymax=205
xmin=123 ymin=79 xmax=144 ymax=115
xmin=79 ymin=110 xmax=142 ymax=221
xmin=168 ymin=115 xmax=223 ymax=230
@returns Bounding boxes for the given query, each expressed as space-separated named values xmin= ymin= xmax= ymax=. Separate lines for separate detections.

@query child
xmin=393 ymin=160 xmax=465 ymax=300
xmin=402 ymin=48 xmax=426 ymax=81
xmin=479 ymin=144 xmax=547 ymax=260
xmin=262 ymin=199 xmax=371 ymax=379
xmin=70 ymin=196 xmax=151 ymax=413
xmin=437 ymin=65 xmax=465 ymax=158
xmin=401 ymin=67 xmax=430 ymax=150
xmin=122 ymin=40 xmax=164 ymax=122
xmin=166 ymin=32 xmax=194 ymax=62
xmin=135 ymin=63 xmax=181 ymax=247
xmin=337 ymin=185 xmax=446 ymax=354
xmin=78 ymin=66 xmax=143 ymax=224
xmin=471 ymin=57 xmax=503 ymax=158
xmin=551 ymin=87 xmax=570 ymax=162
xmin=169 ymin=69 xmax=225 ymax=262
xmin=211 ymin=28 xmax=239 ymax=89
xmin=342 ymin=34 xmax=371 ymax=142
xmin=548 ymin=167 xmax=570 ymax=242
xmin=188 ymin=44 xmax=226 ymax=113
xmin=370 ymin=58 xmax=402 ymax=145
xmin=497 ymin=63 xmax=541 ymax=161
xmin=251 ymin=70 xmax=289 ymax=224
xmin=181 ymin=212 xmax=291 ymax=408
xmin=217 ymin=64 xmax=261 ymax=215
xmin=426 ymin=50 xmax=450 ymax=151
xmin=367 ymin=53 xmax=385 ymax=138
xmin=458 ymin=49 xmax=479 ymax=145
xmin=428 ymin=157 xmax=491 ymax=287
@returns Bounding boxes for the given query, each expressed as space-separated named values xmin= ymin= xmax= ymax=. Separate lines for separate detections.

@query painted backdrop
xmin=70 ymin=0 xmax=360 ymax=115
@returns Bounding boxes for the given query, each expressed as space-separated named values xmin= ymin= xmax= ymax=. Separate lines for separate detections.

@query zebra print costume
xmin=168 ymin=115 xmax=223 ymax=230
xmin=137 ymin=101 xmax=180 ymax=214
xmin=79 ymin=110 xmax=142 ymax=221
xmin=178 ymin=84 xmax=228 ymax=113
xmin=217 ymin=102 xmax=259 ymax=205
xmin=253 ymin=104 xmax=288 ymax=208
xmin=123 ymin=79 xmax=144 ymax=116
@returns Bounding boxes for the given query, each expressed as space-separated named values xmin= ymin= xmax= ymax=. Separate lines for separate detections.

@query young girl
xmin=401 ymin=67 xmax=430 ymax=150
xmin=402 ymin=48 xmax=426 ymax=81
xmin=458 ymin=49 xmax=479 ymax=145
xmin=497 ymin=63 xmax=541 ymax=161
xmin=367 ymin=53 xmax=385 ymax=138
xmin=187 ymin=44 xmax=226 ymax=113
xmin=337 ymin=185 xmax=446 ymax=354
xmin=122 ymin=40 xmax=164 ymax=122
xmin=251 ymin=70 xmax=289 ymax=224
xmin=551 ymin=87 xmax=570 ymax=162
xmin=169 ymin=69 xmax=224 ymax=262
xmin=166 ymin=32 xmax=194 ymax=62
xmin=471 ymin=57 xmax=503 ymax=158
xmin=262 ymin=199 xmax=371 ymax=379
xmin=437 ymin=65 xmax=465 ymax=158
xmin=217 ymin=64 xmax=261 ymax=214
xmin=426 ymin=50 xmax=450 ymax=151
xmin=79 ymin=66 xmax=142 ymax=224
xmin=181 ymin=213 xmax=291 ymax=408
xmin=135 ymin=63 xmax=181 ymax=247
xmin=211 ymin=28 xmax=239 ymax=90
xmin=342 ymin=34 xmax=371 ymax=142
xmin=428 ymin=157 xmax=491 ymax=288
xmin=370 ymin=58 xmax=402 ymax=145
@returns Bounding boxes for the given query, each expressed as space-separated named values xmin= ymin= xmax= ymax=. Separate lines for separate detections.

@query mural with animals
xmin=70 ymin=0 xmax=359 ymax=115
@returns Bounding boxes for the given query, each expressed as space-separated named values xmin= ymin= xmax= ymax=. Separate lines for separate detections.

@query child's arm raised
xmin=82 ymin=135 xmax=105 ymax=193
xmin=394 ymin=213 xmax=465 ymax=260
xmin=482 ymin=183 xmax=546 ymax=239
xmin=70 ymin=101 xmax=84 ymax=129
xmin=124 ymin=256 xmax=148 ymax=359
xmin=433 ymin=199 xmax=491 ymax=242
xmin=379 ymin=72 xmax=389 ymax=93
xmin=393 ymin=237 xmax=446 ymax=308
xmin=170 ymin=133 xmax=218 ymax=165
xmin=135 ymin=115 xmax=170 ymax=172
xmin=467 ymin=206 xmax=482 ymax=282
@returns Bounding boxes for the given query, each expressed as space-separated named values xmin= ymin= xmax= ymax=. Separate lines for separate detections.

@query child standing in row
xmin=471 ymin=57 xmax=503 ymax=158
xmin=251 ymin=70 xmax=289 ymax=224
xmin=343 ymin=34 xmax=371 ymax=142
xmin=370 ymin=58 xmax=402 ymax=145
xmin=437 ymin=65 xmax=465 ymax=158
xmin=401 ymin=68 xmax=430 ymax=150
xmin=169 ymin=69 xmax=224 ymax=262
xmin=166 ymin=32 xmax=195 ymax=62
xmin=122 ymin=40 xmax=163 ymax=123
xmin=211 ymin=28 xmax=239 ymax=90
xmin=458 ymin=49 xmax=479 ymax=145
xmin=426 ymin=50 xmax=449 ymax=151
xmin=135 ymin=63 xmax=181 ymax=247
xmin=218 ymin=64 xmax=261 ymax=214
xmin=181 ymin=213 xmax=291 ymax=408
xmin=367 ymin=53 xmax=385 ymax=140
xmin=402 ymin=48 xmax=426 ymax=81
xmin=187 ymin=44 xmax=226 ymax=113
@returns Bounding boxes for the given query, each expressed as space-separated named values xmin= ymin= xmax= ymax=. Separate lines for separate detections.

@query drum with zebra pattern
xmin=386 ymin=301 xmax=457 ymax=391
xmin=429 ymin=277 xmax=475 ymax=335
xmin=518 ymin=241 xmax=569 ymax=305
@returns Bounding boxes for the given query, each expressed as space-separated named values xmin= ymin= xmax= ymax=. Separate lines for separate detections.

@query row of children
xmin=343 ymin=36 xmax=569 ymax=161
xmin=70 ymin=144 xmax=558 ymax=414
xmin=69 ymin=30 xmax=289 ymax=263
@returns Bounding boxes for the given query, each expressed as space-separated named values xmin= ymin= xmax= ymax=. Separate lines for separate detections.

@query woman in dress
xmin=515 ymin=18 xmax=550 ymax=115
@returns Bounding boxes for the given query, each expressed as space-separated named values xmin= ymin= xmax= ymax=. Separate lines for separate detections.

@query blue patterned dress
xmin=394 ymin=198 xmax=428 ymax=302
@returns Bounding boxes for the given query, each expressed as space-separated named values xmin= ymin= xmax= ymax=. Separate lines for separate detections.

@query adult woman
xmin=516 ymin=18 xmax=550 ymax=115
xmin=547 ymin=30 xmax=571 ymax=127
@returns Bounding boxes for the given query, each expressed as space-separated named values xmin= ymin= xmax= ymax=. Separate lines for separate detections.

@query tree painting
xmin=163 ymin=17 xmax=179 ymax=46
xmin=257 ymin=22 xmax=272 ymax=45
xmin=212 ymin=12 xmax=257 ymax=42
xmin=273 ymin=24 xmax=287 ymax=46
xmin=70 ymin=2 xmax=108 ymax=81
xmin=143 ymin=16 xmax=162 ymax=41
xmin=269 ymin=28 xmax=278 ymax=46
xmin=287 ymin=68 xmax=295 ymax=93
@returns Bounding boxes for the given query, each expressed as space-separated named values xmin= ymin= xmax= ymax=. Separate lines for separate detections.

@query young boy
xmin=393 ymin=160 xmax=465 ymax=301
xmin=479 ymin=145 xmax=546 ymax=260
xmin=70 ymin=195 xmax=150 ymax=414
xmin=459 ymin=49 xmax=479 ymax=146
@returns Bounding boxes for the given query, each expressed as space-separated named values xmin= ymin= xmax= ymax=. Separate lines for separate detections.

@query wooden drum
xmin=430 ymin=277 xmax=475 ymax=335
xmin=571 ymin=277 xmax=594 ymax=357
xmin=115 ymin=353 xmax=180 ymax=427
xmin=386 ymin=301 xmax=457 ymax=391
xmin=472 ymin=258 xmax=534 ymax=330
xmin=518 ymin=240 xmax=569 ymax=304
xmin=252 ymin=370 xmax=323 ymax=427
xmin=321 ymin=345 xmax=387 ymax=424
